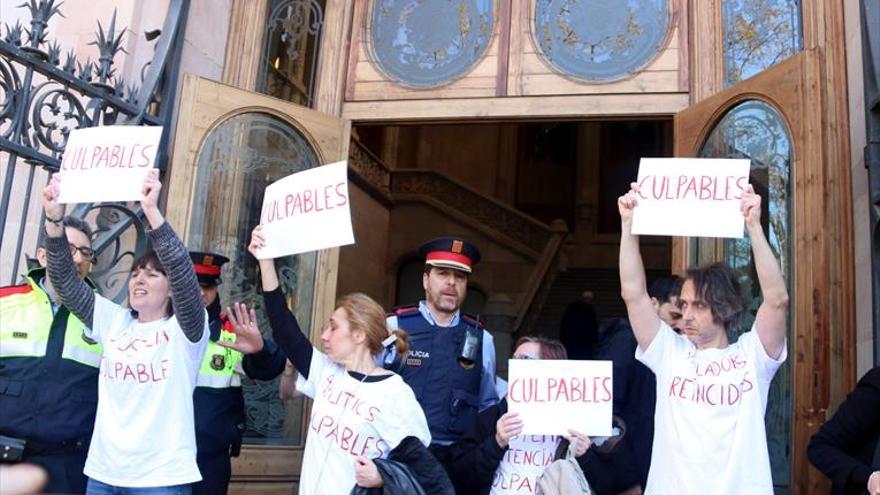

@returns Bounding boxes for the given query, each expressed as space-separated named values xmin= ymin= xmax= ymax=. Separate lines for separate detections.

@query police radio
xmin=458 ymin=325 xmax=480 ymax=369
xmin=381 ymin=333 xmax=404 ymax=372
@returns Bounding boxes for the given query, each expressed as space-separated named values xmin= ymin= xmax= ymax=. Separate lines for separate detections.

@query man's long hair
xmin=684 ymin=262 xmax=747 ymax=331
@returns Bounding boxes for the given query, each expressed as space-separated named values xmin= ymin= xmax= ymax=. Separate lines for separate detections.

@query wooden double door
xmin=165 ymin=49 xmax=852 ymax=493
xmin=673 ymin=50 xmax=854 ymax=493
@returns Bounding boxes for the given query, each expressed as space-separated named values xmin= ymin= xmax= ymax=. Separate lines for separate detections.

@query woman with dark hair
xmin=243 ymin=225 xmax=450 ymax=494
xmin=447 ymin=336 xmax=596 ymax=494
xmin=42 ymin=170 xmax=209 ymax=494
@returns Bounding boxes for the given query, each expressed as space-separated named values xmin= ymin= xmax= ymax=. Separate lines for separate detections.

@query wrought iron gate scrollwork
xmin=0 ymin=0 xmax=190 ymax=301
xmin=84 ymin=203 xmax=149 ymax=303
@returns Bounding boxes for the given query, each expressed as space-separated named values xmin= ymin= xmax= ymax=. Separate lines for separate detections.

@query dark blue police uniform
xmin=393 ymin=306 xmax=485 ymax=446
xmin=0 ymin=269 xmax=101 ymax=494
xmin=192 ymin=297 xmax=286 ymax=495
xmin=189 ymin=252 xmax=286 ymax=495
xmin=385 ymin=237 xmax=498 ymax=462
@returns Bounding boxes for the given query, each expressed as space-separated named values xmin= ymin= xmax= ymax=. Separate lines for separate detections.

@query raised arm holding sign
xmin=631 ymin=158 xmax=750 ymax=238
xmin=255 ymin=161 xmax=354 ymax=259
xmin=618 ymin=179 xmax=789 ymax=495
xmin=57 ymin=126 xmax=162 ymax=204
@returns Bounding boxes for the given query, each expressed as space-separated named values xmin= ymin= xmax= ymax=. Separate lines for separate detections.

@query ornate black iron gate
xmin=0 ymin=0 xmax=189 ymax=301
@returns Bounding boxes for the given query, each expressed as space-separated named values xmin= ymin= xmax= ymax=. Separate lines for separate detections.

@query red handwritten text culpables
xmin=100 ymin=328 xmax=172 ymax=384
xmin=493 ymin=471 xmax=536 ymax=492
xmin=308 ymin=410 xmax=389 ymax=458
xmin=61 ymin=144 xmax=155 ymax=170
xmin=101 ymin=358 xmax=170 ymax=383
xmin=637 ymin=174 xmax=747 ymax=201
xmin=507 ymin=376 xmax=612 ymax=404
xmin=262 ymin=183 xmax=348 ymax=224
xmin=308 ymin=374 xmax=388 ymax=458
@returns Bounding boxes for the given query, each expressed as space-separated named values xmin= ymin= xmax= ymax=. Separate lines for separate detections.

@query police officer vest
xmin=0 ymin=275 xmax=101 ymax=367
xmin=393 ymin=307 xmax=484 ymax=445
xmin=0 ymin=270 xmax=103 ymax=450
xmin=197 ymin=317 xmax=243 ymax=388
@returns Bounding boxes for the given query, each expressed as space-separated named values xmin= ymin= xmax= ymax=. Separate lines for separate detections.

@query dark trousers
xmin=429 ymin=444 xmax=466 ymax=494
xmin=192 ymin=451 xmax=231 ymax=495
xmin=24 ymin=451 xmax=88 ymax=494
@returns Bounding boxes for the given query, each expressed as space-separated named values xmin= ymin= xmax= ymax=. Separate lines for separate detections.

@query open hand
xmin=495 ymin=411 xmax=523 ymax=448
xmin=354 ymin=456 xmax=383 ymax=488
xmin=42 ymin=174 xmax=64 ymax=222
xmin=219 ymin=303 xmax=265 ymax=354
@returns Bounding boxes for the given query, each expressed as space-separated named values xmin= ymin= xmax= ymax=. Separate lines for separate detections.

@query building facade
xmin=1 ymin=0 xmax=878 ymax=493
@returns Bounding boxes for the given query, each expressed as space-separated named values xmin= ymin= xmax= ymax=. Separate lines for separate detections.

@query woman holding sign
xmin=244 ymin=225 xmax=451 ymax=494
xmin=448 ymin=336 xmax=623 ymax=495
xmin=42 ymin=170 xmax=209 ymax=494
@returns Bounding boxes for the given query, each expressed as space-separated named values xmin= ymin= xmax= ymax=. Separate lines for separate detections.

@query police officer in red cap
xmin=189 ymin=252 xmax=286 ymax=495
xmin=386 ymin=237 xmax=498 ymax=464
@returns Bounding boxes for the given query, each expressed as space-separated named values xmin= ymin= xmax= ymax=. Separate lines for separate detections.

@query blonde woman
xmin=233 ymin=225 xmax=451 ymax=494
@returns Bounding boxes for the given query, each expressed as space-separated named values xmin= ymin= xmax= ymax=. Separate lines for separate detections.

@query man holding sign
xmin=618 ymin=178 xmax=788 ymax=494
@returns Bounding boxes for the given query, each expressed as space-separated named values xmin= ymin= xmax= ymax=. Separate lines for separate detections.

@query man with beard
xmin=386 ymin=237 xmax=498 ymax=466
xmin=617 ymin=184 xmax=788 ymax=495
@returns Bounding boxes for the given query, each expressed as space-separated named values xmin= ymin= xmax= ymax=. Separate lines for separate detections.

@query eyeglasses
xmin=512 ymin=354 xmax=539 ymax=360
xmin=69 ymin=243 xmax=95 ymax=261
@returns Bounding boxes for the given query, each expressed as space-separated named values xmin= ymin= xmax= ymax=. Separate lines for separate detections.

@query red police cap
xmin=418 ymin=237 xmax=481 ymax=274
xmin=189 ymin=251 xmax=229 ymax=287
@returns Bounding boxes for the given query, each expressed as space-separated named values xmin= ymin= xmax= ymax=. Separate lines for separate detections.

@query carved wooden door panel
xmin=166 ymin=74 xmax=350 ymax=494
xmin=673 ymin=51 xmax=853 ymax=493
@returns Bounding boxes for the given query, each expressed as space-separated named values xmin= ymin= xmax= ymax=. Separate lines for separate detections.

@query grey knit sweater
xmin=45 ymin=221 xmax=206 ymax=342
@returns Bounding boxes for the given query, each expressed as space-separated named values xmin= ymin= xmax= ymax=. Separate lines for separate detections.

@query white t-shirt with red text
xmin=296 ymin=350 xmax=431 ymax=495
xmin=83 ymin=294 xmax=208 ymax=487
xmin=636 ymin=321 xmax=786 ymax=495
xmin=491 ymin=434 xmax=559 ymax=494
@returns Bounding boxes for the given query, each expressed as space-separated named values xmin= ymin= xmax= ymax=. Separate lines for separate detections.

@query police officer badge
xmin=210 ymin=353 xmax=226 ymax=370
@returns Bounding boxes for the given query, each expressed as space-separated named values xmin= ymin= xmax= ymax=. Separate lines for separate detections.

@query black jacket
xmin=593 ymin=317 xmax=654 ymax=490
xmin=446 ymin=398 xmax=636 ymax=495
xmin=350 ymin=436 xmax=454 ymax=495
xmin=808 ymin=366 xmax=880 ymax=494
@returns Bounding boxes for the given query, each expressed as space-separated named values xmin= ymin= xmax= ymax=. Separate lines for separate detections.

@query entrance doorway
xmin=352 ymin=118 xmax=673 ymax=327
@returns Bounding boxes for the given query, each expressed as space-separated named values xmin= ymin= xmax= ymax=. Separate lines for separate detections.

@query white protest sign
xmin=630 ymin=157 xmax=751 ymax=238
xmin=57 ymin=126 xmax=162 ymax=204
xmin=256 ymin=161 xmax=354 ymax=259
xmin=507 ymin=359 xmax=613 ymax=436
